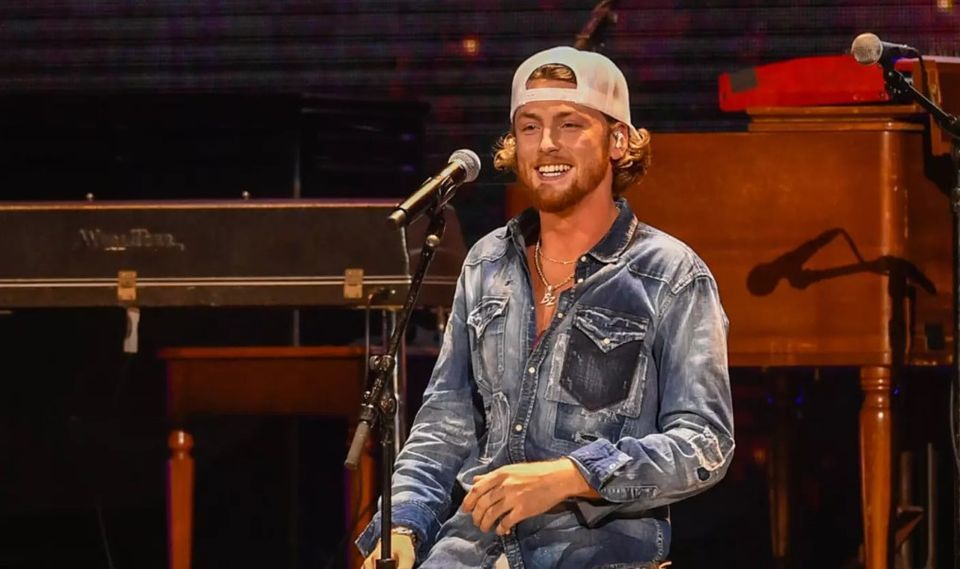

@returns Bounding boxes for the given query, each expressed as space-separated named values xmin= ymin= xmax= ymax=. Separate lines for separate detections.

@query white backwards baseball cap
xmin=510 ymin=46 xmax=634 ymax=130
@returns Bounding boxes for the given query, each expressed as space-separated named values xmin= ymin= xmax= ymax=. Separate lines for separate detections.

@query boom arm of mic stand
xmin=880 ymin=63 xmax=960 ymax=139
xmin=344 ymin=204 xmax=448 ymax=567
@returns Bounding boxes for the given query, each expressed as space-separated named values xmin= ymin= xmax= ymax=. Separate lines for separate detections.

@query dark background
xmin=0 ymin=1 xmax=957 ymax=568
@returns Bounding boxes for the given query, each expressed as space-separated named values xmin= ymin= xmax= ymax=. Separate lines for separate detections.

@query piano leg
xmin=768 ymin=372 xmax=797 ymax=568
xmin=168 ymin=430 xmax=195 ymax=569
xmin=860 ymin=366 xmax=893 ymax=569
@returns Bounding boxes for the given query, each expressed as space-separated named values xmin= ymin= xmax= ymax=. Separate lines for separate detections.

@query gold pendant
xmin=540 ymin=286 xmax=557 ymax=306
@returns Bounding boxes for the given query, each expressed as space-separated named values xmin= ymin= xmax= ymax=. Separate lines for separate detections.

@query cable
xmin=93 ymin=345 xmax=136 ymax=568
xmin=95 ymin=496 xmax=116 ymax=569
xmin=88 ymin=325 xmax=136 ymax=568
xmin=111 ymin=352 xmax=134 ymax=409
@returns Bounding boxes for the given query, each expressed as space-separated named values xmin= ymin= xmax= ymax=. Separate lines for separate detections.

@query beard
xmin=516 ymin=150 xmax=611 ymax=214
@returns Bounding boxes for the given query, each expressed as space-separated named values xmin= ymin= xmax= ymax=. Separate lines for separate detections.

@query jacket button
xmin=514 ymin=424 xmax=523 ymax=432
xmin=697 ymin=467 xmax=710 ymax=481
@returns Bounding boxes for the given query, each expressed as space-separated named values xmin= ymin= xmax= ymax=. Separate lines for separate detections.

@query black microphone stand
xmin=880 ymin=59 xmax=960 ymax=568
xmin=344 ymin=203 xmax=448 ymax=569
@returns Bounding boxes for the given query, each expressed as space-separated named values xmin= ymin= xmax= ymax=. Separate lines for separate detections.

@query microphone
xmin=388 ymin=149 xmax=481 ymax=227
xmin=850 ymin=33 xmax=920 ymax=66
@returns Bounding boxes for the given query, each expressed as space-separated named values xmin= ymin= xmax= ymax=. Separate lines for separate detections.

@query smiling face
xmin=513 ymin=79 xmax=619 ymax=214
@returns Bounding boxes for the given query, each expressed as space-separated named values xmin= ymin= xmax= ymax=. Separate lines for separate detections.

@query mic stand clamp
xmin=879 ymin=59 xmax=960 ymax=569
xmin=880 ymin=61 xmax=960 ymax=139
xmin=345 ymin=204 xmax=448 ymax=569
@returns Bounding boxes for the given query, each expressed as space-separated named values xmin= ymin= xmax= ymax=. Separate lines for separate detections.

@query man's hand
xmin=461 ymin=458 xmax=599 ymax=536
xmin=361 ymin=532 xmax=415 ymax=569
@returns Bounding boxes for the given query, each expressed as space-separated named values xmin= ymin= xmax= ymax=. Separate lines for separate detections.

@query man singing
xmin=359 ymin=45 xmax=734 ymax=569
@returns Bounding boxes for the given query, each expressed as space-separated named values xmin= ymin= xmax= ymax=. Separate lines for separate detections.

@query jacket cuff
xmin=568 ymin=438 xmax=632 ymax=490
xmin=355 ymin=501 xmax=441 ymax=561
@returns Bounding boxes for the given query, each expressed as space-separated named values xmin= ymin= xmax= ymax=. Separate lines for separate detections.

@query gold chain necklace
xmin=537 ymin=238 xmax=578 ymax=265
xmin=534 ymin=240 xmax=575 ymax=306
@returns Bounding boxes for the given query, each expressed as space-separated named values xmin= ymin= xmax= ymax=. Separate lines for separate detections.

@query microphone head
xmin=851 ymin=32 xmax=883 ymax=65
xmin=449 ymin=149 xmax=481 ymax=183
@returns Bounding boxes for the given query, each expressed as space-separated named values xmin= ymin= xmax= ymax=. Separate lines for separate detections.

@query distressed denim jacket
xmin=357 ymin=198 xmax=734 ymax=569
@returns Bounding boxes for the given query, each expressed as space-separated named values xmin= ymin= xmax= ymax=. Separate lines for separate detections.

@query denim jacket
xmin=357 ymin=198 xmax=734 ymax=569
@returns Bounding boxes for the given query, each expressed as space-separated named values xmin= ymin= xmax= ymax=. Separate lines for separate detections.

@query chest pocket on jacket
xmin=467 ymin=295 xmax=509 ymax=390
xmin=553 ymin=305 xmax=648 ymax=417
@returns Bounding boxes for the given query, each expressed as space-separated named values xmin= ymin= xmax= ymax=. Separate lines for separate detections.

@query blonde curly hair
xmin=493 ymin=63 xmax=652 ymax=195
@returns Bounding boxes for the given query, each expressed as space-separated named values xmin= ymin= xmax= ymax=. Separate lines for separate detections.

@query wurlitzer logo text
xmin=78 ymin=228 xmax=186 ymax=252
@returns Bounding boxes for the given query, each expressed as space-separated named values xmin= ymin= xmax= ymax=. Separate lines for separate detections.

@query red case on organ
xmin=718 ymin=54 xmax=896 ymax=111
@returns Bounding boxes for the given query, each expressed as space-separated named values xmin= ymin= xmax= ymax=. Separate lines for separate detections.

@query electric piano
xmin=0 ymin=198 xmax=467 ymax=569
xmin=0 ymin=199 xmax=465 ymax=309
